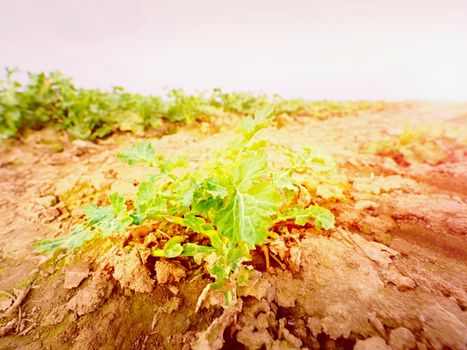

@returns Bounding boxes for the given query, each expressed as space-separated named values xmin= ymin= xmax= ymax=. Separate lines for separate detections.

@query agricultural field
xmin=0 ymin=71 xmax=466 ymax=350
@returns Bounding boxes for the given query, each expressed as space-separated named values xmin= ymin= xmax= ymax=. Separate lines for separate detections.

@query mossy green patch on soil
xmin=12 ymin=275 xmax=36 ymax=291
xmin=40 ymin=317 xmax=72 ymax=341
xmin=57 ymin=179 xmax=110 ymax=214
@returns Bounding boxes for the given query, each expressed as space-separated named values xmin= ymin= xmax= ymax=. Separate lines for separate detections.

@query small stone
xmin=323 ymin=338 xmax=337 ymax=350
xmin=35 ymin=195 xmax=57 ymax=207
xmin=354 ymin=200 xmax=379 ymax=211
xmin=66 ymin=272 xmax=114 ymax=316
xmin=368 ymin=313 xmax=387 ymax=338
xmin=420 ymin=305 xmax=467 ymax=350
xmin=39 ymin=207 xmax=61 ymax=223
xmin=381 ymin=267 xmax=416 ymax=291
xmin=112 ymin=249 xmax=155 ymax=293
xmin=155 ymin=260 xmax=186 ymax=284
xmin=357 ymin=215 xmax=395 ymax=237
xmin=71 ymin=139 xmax=98 ymax=156
xmin=64 ymin=262 xmax=90 ymax=289
xmin=389 ymin=327 xmax=416 ymax=350
xmin=169 ymin=286 xmax=179 ymax=295
xmin=354 ymin=336 xmax=391 ymax=350
xmin=382 ymin=157 xmax=400 ymax=173
xmin=416 ymin=342 xmax=427 ymax=350
xmin=338 ymin=210 xmax=361 ymax=225
xmin=71 ymin=139 xmax=89 ymax=148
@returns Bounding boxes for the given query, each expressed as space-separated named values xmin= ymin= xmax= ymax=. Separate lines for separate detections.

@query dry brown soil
xmin=0 ymin=102 xmax=466 ymax=350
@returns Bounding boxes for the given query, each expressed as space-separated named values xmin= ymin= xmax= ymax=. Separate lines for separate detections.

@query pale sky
xmin=1 ymin=0 xmax=466 ymax=100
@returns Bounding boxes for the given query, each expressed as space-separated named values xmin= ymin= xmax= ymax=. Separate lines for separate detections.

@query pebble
xmin=389 ymin=327 xmax=416 ymax=350
xmin=354 ymin=336 xmax=391 ymax=350
xmin=64 ymin=262 xmax=90 ymax=289
xmin=35 ymin=195 xmax=57 ymax=207
xmin=354 ymin=200 xmax=380 ymax=211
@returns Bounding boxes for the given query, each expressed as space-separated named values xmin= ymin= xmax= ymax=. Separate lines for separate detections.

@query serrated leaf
xmin=33 ymin=226 xmax=95 ymax=254
xmin=272 ymin=170 xmax=296 ymax=191
xmin=135 ymin=180 xmax=168 ymax=222
xmin=85 ymin=193 xmax=132 ymax=236
xmin=158 ymin=155 xmax=189 ymax=174
xmin=289 ymin=205 xmax=335 ymax=229
xmin=238 ymin=104 xmax=275 ymax=139
xmin=117 ymin=141 xmax=156 ymax=166
xmin=109 ymin=192 xmax=128 ymax=216
xmin=289 ymin=147 xmax=335 ymax=173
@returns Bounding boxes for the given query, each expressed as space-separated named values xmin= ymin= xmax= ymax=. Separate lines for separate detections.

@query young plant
xmin=34 ymin=106 xmax=336 ymax=304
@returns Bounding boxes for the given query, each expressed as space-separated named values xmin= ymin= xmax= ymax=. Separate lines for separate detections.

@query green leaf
xmin=171 ymin=213 xmax=210 ymax=233
xmin=189 ymin=178 xmax=227 ymax=216
xmin=85 ymin=205 xmax=113 ymax=227
xmin=214 ymin=183 xmax=281 ymax=244
xmin=272 ymin=170 xmax=296 ymax=192
xmin=152 ymin=235 xmax=187 ymax=258
xmin=109 ymin=192 xmax=129 ymax=216
xmin=134 ymin=180 xmax=168 ymax=222
xmin=289 ymin=147 xmax=335 ymax=173
xmin=182 ymin=243 xmax=214 ymax=256
xmin=233 ymin=151 xmax=268 ymax=190
xmin=158 ymin=155 xmax=189 ymax=174
xmin=85 ymin=193 xmax=132 ymax=235
xmin=172 ymin=178 xmax=197 ymax=207
xmin=200 ymin=230 xmax=223 ymax=252
xmin=33 ymin=226 xmax=95 ymax=254
xmin=191 ymin=196 xmax=224 ymax=217
xmin=117 ymin=141 xmax=156 ymax=166
xmin=290 ymin=205 xmax=335 ymax=229
xmin=236 ymin=267 xmax=251 ymax=286
xmin=238 ymin=104 xmax=275 ymax=140
xmin=181 ymin=242 xmax=215 ymax=264
xmin=205 ymin=178 xmax=229 ymax=199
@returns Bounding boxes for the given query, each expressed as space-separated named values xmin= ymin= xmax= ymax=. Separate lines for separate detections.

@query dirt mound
xmin=1 ymin=103 xmax=467 ymax=349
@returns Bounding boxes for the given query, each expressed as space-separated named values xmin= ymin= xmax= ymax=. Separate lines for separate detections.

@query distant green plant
xmin=363 ymin=124 xmax=461 ymax=165
xmin=303 ymin=100 xmax=386 ymax=119
xmin=1 ymin=68 xmax=389 ymax=141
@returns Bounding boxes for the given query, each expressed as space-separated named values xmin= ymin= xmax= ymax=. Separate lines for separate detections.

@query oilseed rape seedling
xmin=34 ymin=107 xmax=336 ymax=304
